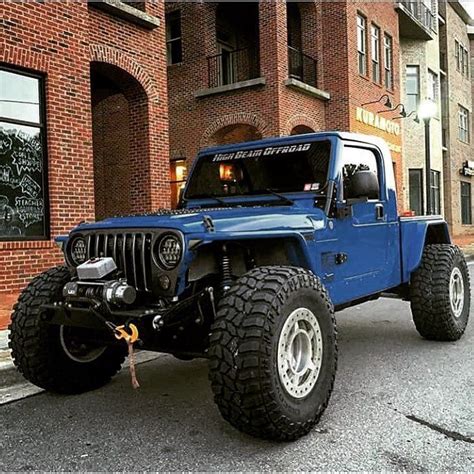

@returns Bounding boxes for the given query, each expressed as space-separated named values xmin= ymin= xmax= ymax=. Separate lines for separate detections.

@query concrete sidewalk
xmin=0 ymin=327 xmax=162 ymax=405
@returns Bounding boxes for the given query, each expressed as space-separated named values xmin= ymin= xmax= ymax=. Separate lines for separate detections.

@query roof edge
xmin=449 ymin=0 xmax=473 ymax=24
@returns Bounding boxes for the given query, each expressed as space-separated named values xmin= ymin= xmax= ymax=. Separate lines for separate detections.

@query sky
xmin=461 ymin=0 xmax=474 ymax=20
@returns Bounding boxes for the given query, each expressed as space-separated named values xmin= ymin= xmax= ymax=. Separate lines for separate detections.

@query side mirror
xmin=347 ymin=170 xmax=379 ymax=200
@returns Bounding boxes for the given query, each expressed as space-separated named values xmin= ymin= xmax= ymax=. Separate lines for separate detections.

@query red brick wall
xmin=166 ymin=1 xmax=329 ymax=165
xmin=345 ymin=2 xmax=403 ymax=203
xmin=1 ymin=1 xmax=169 ymax=292
xmin=167 ymin=1 xmax=403 ymax=201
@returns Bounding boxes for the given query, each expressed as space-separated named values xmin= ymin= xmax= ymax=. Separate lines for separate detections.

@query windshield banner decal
xmin=212 ymin=143 xmax=312 ymax=162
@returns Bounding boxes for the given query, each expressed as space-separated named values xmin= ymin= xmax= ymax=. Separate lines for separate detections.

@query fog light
xmin=159 ymin=275 xmax=171 ymax=290
xmin=63 ymin=281 xmax=79 ymax=298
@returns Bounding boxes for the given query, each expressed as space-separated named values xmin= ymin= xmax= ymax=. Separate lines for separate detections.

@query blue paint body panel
xmin=62 ymin=132 xmax=452 ymax=307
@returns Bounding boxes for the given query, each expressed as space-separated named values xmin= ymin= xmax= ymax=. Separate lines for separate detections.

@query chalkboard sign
xmin=0 ymin=68 xmax=48 ymax=240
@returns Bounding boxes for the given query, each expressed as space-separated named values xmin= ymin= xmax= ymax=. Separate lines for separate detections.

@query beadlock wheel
xmin=410 ymin=244 xmax=471 ymax=341
xmin=277 ymin=307 xmax=323 ymax=398
xmin=449 ymin=267 xmax=465 ymax=319
xmin=209 ymin=266 xmax=337 ymax=441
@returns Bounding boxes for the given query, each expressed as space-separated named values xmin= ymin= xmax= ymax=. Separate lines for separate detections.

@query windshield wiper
xmin=264 ymin=189 xmax=294 ymax=205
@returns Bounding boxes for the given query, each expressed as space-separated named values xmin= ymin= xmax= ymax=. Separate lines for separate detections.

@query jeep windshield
xmin=185 ymin=140 xmax=331 ymax=204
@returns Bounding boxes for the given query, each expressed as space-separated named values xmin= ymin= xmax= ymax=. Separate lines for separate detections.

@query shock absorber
xmin=220 ymin=244 xmax=233 ymax=292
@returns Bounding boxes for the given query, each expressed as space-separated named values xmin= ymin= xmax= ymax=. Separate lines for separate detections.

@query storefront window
xmin=170 ymin=158 xmax=187 ymax=208
xmin=0 ymin=68 xmax=49 ymax=240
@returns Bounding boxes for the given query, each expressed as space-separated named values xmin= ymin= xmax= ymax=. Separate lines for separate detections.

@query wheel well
xmin=425 ymin=224 xmax=450 ymax=245
xmin=188 ymin=238 xmax=309 ymax=282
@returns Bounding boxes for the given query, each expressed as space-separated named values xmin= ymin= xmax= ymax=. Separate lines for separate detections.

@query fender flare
xmin=401 ymin=220 xmax=451 ymax=282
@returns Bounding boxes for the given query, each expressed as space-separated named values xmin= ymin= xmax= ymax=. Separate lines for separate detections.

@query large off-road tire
xmin=9 ymin=266 xmax=127 ymax=394
xmin=410 ymin=244 xmax=471 ymax=341
xmin=208 ymin=266 xmax=337 ymax=441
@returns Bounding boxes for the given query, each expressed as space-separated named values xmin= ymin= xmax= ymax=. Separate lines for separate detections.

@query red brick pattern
xmin=1 ymin=1 xmax=169 ymax=292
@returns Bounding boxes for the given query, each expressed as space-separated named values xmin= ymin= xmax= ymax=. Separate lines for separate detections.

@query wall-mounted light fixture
xmin=378 ymin=103 xmax=407 ymax=117
xmin=362 ymin=94 xmax=393 ymax=109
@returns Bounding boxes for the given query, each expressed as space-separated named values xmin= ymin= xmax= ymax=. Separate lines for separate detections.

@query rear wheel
xmin=9 ymin=266 xmax=127 ymax=393
xmin=208 ymin=266 xmax=337 ymax=441
xmin=410 ymin=244 xmax=471 ymax=341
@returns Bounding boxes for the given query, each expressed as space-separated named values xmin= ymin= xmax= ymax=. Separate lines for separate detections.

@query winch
xmin=62 ymin=257 xmax=137 ymax=306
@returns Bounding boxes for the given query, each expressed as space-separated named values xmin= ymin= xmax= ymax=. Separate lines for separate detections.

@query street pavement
xmin=0 ymin=265 xmax=473 ymax=471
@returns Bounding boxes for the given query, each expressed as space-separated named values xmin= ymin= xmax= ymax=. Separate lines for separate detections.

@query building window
xmin=170 ymin=158 xmax=187 ymax=208
xmin=427 ymin=69 xmax=438 ymax=102
xmin=430 ymin=170 xmax=441 ymax=215
xmin=370 ymin=25 xmax=381 ymax=83
xmin=406 ymin=66 xmax=419 ymax=114
xmin=458 ymin=105 xmax=470 ymax=143
xmin=371 ymin=24 xmax=381 ymax=83
xmin=384 ymin=34 xmax=393 ymax=90
xmin=455 ymin=40 xmax=460 ymax=71
xmin=455 ymin=40 xmax=470 ymax=77
xmin=357 ymin=14 xmax=367 ymax=76
xmin=461 ymin=182 xmax=472 ymax=225
xmin=409 ymin=169 xmax=423 ymax=215
xmin=463 ymin=46 xmax=470 ymax=77
xmin=166 ymin=10 xmax=182 ymax=65
xmin=0 ymin=68 xmax=49 ymax=240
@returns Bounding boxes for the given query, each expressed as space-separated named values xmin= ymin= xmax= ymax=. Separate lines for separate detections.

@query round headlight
xmin=155 ymin=234 xmax=182 ymax=270
xmin=69 ymin=236 xmax=87 ymax=266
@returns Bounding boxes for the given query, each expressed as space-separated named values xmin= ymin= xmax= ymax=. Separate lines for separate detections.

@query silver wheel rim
xmin=449 ymin=267 xmax=465 ymax=318
xmin=277 ymin=307 xmax=323 ymax=399
xmin=59 ymin=326 xmax=107 ymax=363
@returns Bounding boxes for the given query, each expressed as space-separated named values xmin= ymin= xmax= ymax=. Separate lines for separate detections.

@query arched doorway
xmin=90 ymin=62 xmax=149 ymax=220
xmin=209 ymin=123 xmax=262 ymax=146
xmin=290 ymin=125 xmax=315 ymax=135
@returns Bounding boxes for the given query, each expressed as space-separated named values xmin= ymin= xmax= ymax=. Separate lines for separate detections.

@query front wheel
xmin=208 ymin=266 xmax=337 ymax=441
xmin=9 ymin=266 xmax=127 ymax=393
xmin=410 ymin=244 xmax=471 ymax=341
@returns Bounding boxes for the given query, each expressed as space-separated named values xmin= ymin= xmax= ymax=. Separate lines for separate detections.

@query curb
xmin=0 ymin=336 xmax=165 ymax=406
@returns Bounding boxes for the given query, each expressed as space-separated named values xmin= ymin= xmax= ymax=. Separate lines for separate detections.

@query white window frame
xmin=384 ymin=34 xmax=393 ymax=89
xmin=357 ymin=14 xmax=367 ymax=76
xmin=371 ymin=24 xmax=381 ymax=83
xmin=427 ymin=69 xmax=438 ymax=102
xmin=458 ymin=105 xmax=470 ymax=143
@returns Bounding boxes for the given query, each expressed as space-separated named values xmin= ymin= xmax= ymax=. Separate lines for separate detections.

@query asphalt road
xmin=1 ymin=265 xmax=473 ymax=472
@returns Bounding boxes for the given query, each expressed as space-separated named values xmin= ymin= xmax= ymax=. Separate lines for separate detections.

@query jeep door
xmin=328 ymin=142 xmax=400 ymax=304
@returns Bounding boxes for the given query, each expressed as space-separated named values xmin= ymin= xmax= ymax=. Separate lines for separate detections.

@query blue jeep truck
xmin=9 ymin=132 xmax=471 ymax=441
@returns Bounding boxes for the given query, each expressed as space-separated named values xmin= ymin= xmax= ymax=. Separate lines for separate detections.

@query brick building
xmin=165 ymin=1 xmax=403 ymax=207
xmin=397 ymin=0 xmax=473 ymax=238
xmin=1 ymin=1 xmax=170 ymax=292
xmin=439 ymin=1 xmax=473 ymax=237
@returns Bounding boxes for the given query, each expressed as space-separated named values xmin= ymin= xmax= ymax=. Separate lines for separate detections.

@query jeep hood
xmin=73 ymin=205 xmax=326 ymax=236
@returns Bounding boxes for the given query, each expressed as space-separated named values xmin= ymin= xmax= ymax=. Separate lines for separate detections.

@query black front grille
xmin=86 ymin=232 xmax=153 ymax=292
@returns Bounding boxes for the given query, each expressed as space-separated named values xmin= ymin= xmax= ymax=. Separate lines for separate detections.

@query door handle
xmin=375 ymin=203 xmax=384 ymax=220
